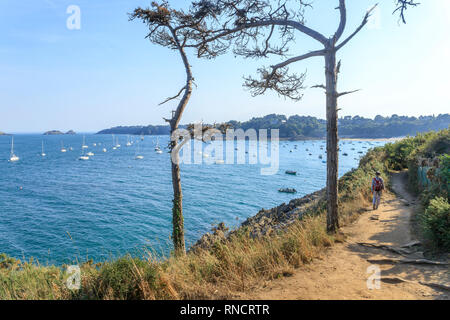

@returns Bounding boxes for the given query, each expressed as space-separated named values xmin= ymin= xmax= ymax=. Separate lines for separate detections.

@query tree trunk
xmin=170 ymin=136 xmax=186 ymax=256
xmin=168 ymin=28 xmax=193 ymax=257
xmin=325 ymin=48 xmax=340 ymax=233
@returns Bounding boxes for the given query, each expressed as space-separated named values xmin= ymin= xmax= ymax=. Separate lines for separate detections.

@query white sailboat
xmin=41 ymin=141 xmax=46 ymax=157
xmin=9 ymin=137 xmax=19 ymax=162
xmin=82 ymin=135 xmax=88 ymax=149
xmin=112 ymin=134 xmax=117 ymax=150
xmin=61 ymin=141 xmax=67 ymax=153
xmin=155 ymin=137 xmax=163 ymax=154
xmin=79 ymin=146 xmax=89 ymax=161
xmin=102 ymin=148 xmax=107 ymax=153
xmin=126 ymin=135 xmax=132 ymax=147
xmin=115 ymin=136 xmax=121 ymax=148
xmin=135 ymin=141 xmax=144 ymax=160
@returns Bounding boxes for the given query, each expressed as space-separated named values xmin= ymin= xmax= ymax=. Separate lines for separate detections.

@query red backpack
xmin=374 ymin=178 xmax=382 ymax=192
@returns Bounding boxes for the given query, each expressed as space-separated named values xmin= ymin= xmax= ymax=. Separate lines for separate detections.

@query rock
xmin=43 ymin=130 xmax=64 ymax=135
xmin=65 ymin=130 xmax=76 ymax=135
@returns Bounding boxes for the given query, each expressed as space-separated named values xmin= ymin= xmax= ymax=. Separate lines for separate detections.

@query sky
xmin=0 ymin=0 xmax=449 ymax=133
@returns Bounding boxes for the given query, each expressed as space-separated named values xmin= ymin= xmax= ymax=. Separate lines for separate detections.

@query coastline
xmin=95 ymin=133 xmax=404 ymax=142
xmin=191 ymin=188 xmax=326 ymax=252
xmin=341 ymin=137 xmax=405 ymax=142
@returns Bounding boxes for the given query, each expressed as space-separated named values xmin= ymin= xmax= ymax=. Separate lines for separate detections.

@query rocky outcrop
xmin=0 ymin=131 xmax=6 ymax=135
xmin=191 ymin=188 xmax=326 ymax=252
xmin=43 ymin=130 xmax=64 ymax=135
xmin=66 ymin=130 xmax=76 ymax=135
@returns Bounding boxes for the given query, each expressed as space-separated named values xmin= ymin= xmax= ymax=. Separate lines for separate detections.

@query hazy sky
xmin=0 ymin=0 xmax=449 ymax=133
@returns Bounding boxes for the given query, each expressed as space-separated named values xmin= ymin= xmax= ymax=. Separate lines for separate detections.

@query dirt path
xmin=239 ymin=172 xmax=449 ymax=300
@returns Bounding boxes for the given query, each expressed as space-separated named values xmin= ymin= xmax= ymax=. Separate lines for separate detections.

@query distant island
xmin=44 ymin=130 xmax=76 ymax=135
xmin=97 ymin=114 xmax=450 ymax=139
xmin=0 ymin=131 xmax=7 ymax=136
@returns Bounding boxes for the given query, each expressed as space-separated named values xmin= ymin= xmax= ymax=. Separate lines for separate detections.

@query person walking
xmin=372 ymin=171 xmax=385 ymax=210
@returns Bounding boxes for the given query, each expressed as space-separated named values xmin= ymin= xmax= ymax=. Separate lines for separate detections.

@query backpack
xmin=374 ymin=178 xmax=382 ymax=192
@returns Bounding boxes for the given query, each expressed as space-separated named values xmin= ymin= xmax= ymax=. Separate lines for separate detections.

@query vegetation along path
xmin=238 ymin=172 xmax=450 ymax=300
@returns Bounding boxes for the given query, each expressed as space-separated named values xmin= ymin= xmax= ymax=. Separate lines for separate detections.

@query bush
xmin=95 ymin=256 xmax=158 ymax=299
xmin=421 ymin=197 xmax=450 ymax=250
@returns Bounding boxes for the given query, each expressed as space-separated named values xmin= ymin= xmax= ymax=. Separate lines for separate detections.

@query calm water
xmin=0 ymin=134 xmax=386 ymax=264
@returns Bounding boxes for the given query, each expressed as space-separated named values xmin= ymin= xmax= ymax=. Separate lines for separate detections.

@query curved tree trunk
xmin=168 ymin=27 xmax=193 ymax=257
xmin=325 ymin=47 xmax=340 ymax=233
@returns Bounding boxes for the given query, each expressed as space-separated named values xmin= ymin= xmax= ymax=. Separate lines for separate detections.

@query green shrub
xmin=421 ymin=197 xmax=450 ymax=250
xmin=95 ymin=256 xmax=158 ymax=299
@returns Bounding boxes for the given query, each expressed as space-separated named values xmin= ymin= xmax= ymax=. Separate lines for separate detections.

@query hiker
xmin=372 ymin=171 xmax=385 ymax=210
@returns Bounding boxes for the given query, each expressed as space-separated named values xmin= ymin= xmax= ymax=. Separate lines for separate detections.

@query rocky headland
xmin=191 ymin=188 xmax=326 ymax=251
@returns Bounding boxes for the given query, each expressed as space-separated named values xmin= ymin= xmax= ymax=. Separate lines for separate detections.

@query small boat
xmin=319 ymin=155 xmax=323 ymax=159
xmin=41 ymin=141 xmax=46 ymax=157
xmin=215 ymin=160 xmax=225 ymax=165
xmin=102 ymin=148 xmax=107 ymax=153
xmin=9 ymin=137 xmax=19 ymax=162
xmin=112 ymin=134 xmax=120 ymax=148
xmin=140 ymin=135 xmax=144 ymax=141
xmin=79 ymin=141 xmax=89 ymax=160
xmin=82 ymin=135 xmax=88 ymax=149
xmin=285 ymin=170 xmax=297 ymax=175
xmin=135 ymin=141 xmax=144 ymax=159
xmin=93 ymin=143 xmax=97 ymax=147
xmin=155 ymin=137 xmax=161 ymax=151
xmin=278 ymin=188 xmax=297 ymax=194
xmin=155 ymin=137 xmax=163 ymax=154
xmin=61 ymin=141 xmax=67 ymax=153
xmin=87 ymin=152 xmax=94 ymax=156
xmin=126 ymin=135 xmax=132 ymax=147
xmin=343 ymin=153 xmax=348 ymax=156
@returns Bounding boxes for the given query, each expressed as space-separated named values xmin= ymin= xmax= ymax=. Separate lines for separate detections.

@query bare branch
xmin=337 ymin=89 xmax=361 ymax=97
xmin=159 ymin=86 xmax=187 ymax=105
xmin=311 ymin=84 xmax=326 ymax=90
xmin=336 ymin=4 xmax=378 ymax=51
xmin=334 ymin=0 xmax=346 ymax=43
xmin=270 ymin=49 xmax=326 ymax=70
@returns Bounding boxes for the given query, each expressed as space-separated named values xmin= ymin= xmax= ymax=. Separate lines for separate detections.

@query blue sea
xmin=0 ymin=134 xmax=387 ymax=265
